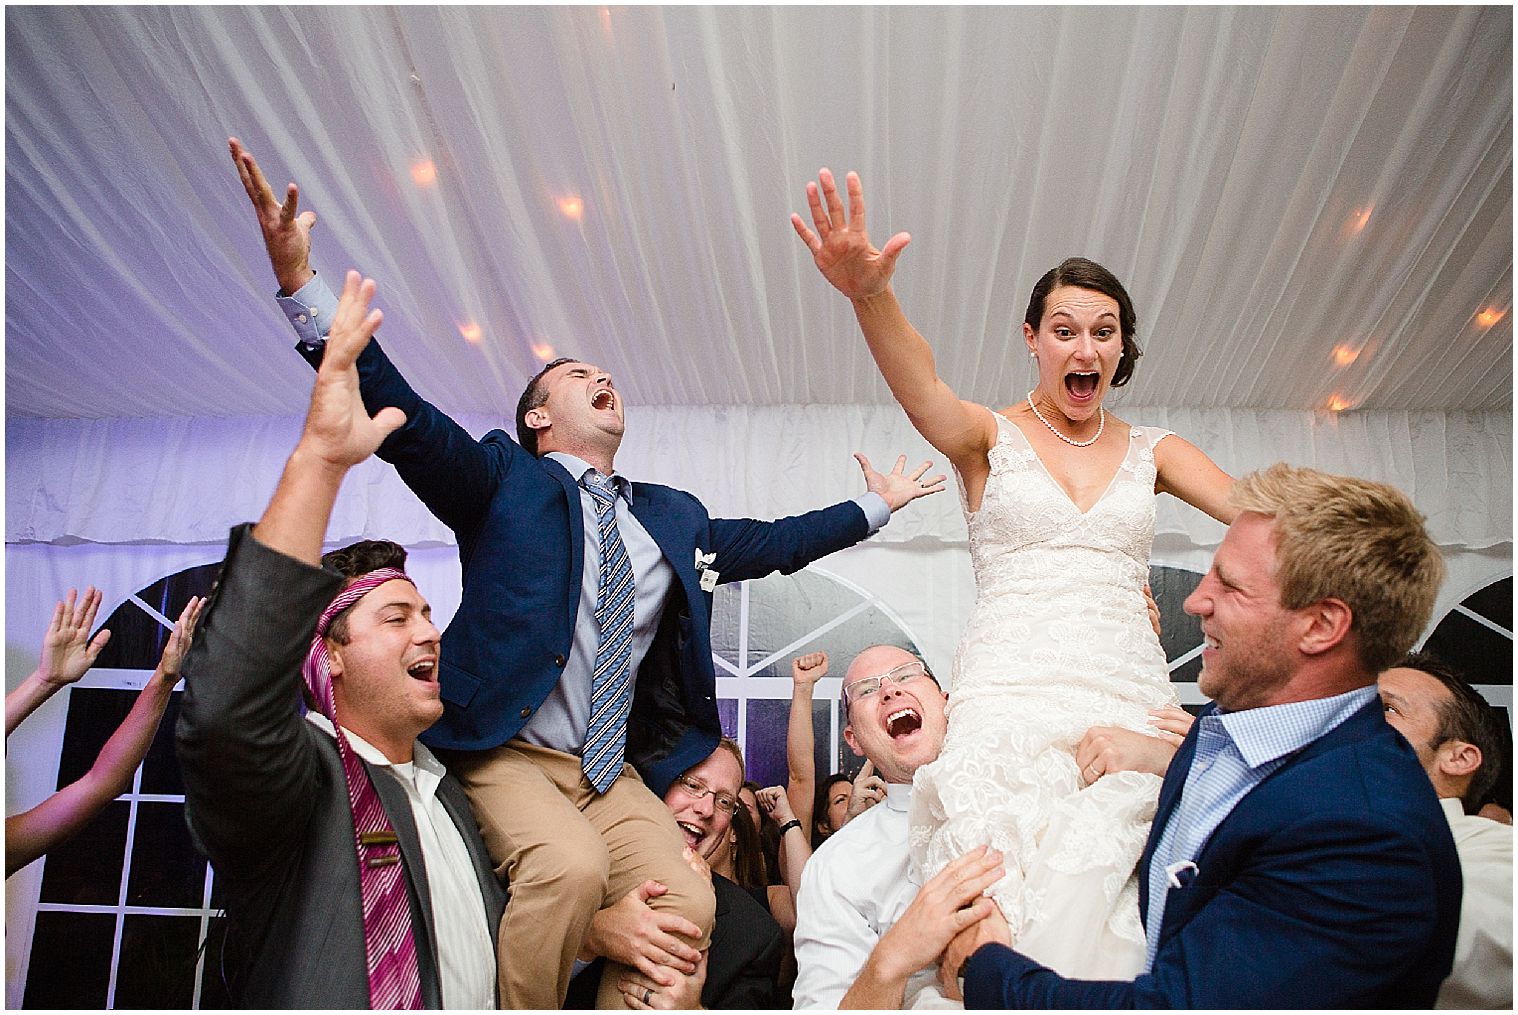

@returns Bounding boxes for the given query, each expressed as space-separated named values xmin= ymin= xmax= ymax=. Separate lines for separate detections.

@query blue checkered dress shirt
xmin=1142 ymin=685 xmax=1380 ymax=972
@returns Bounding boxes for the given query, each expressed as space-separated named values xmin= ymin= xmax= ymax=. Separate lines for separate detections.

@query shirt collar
xmin=1208 ymin=685 xmax=1378 ymax=769
xmin=304 ymin=711 xmax=446 ymax=796
xmin=545 ymin=451 xmax=631 ymax=498
xmin=884 ymin=782 xmax=913 ymax=812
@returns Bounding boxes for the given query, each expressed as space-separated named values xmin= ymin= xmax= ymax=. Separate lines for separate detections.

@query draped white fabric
xmin=4 ymin=6 xmax=1511 ymax=423
xmin=8 ymin=405 xmax=1511 ymax=551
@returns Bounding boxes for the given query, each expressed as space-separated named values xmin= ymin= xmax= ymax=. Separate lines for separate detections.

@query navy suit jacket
xmin=963 ymin=699 xmax=1461 ymax=1008
xmin=300 ymin=338 xmax=870 ymax=794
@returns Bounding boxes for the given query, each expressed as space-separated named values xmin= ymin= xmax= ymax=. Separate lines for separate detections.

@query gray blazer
xmin=176 ymin=524 xmax=506 ymax=1008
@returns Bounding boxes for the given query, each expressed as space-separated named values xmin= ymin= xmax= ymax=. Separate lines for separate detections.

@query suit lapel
xmin=1140 ymin=710 xmax=1204 ymax=917
xmin=437 ymin=775 xmax=506 ymax=936
xmin=1155 ymin=699 xmax=1386 ymax=948
xmin=629 ymin=484 xmax=701 ymax=603
xmin=1190 ymin=699 xmax=1384 ymax=874
xmin=543 ymin=456 xmax=588 ymax=622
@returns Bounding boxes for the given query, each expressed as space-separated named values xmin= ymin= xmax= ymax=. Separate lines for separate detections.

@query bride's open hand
xmin=791 ymin=168 xmax=911 ymax=300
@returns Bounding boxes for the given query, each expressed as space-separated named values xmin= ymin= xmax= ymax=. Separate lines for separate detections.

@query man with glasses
xmin=795 ymin=624 xmax=1181 ymax=1009
xmin=567 ymin=737 xmax=785 ymax=1009
xmin=793 ymin=645 xmax=1004 ymax=1008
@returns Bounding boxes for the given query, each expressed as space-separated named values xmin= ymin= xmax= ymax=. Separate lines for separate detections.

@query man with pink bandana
xmin=176 ymin=272 xmax=504 ymax=1008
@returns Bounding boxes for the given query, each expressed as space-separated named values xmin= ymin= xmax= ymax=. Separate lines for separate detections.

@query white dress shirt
xmin=793 ymin=783 xmax=952 ymax=1010
xmin=307 ymin=714 xmax=496 ymax=1009
xmin=1436 ymin=796 xmax=1513 ymax=1009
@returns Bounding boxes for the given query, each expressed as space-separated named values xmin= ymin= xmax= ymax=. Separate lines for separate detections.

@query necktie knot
xmin=582 ymin=470 xmax=619 ymax=509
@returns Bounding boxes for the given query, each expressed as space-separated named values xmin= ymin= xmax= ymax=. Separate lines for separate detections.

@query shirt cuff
xmin=854 ymin=492 xmax=891 ymax=533
xmin=275 ymin=272 xmax=340 ymax=349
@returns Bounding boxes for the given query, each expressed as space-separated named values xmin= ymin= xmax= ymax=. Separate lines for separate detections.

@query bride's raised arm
xmin=1155 ymin=436 xmax=1237 ymax=524
xmin=792 ymin=169 xmax=995 ymax=476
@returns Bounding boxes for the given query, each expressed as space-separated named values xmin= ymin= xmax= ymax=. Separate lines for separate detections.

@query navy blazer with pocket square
xmin=963 ymin=698 xmax=1461 ymax=1008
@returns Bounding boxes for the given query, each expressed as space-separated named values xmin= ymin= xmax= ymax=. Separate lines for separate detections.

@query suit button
xmin=520 ymin=707 xmax=532 ymax=719
xmin=554 ymin=654 xmax=566 ymax=667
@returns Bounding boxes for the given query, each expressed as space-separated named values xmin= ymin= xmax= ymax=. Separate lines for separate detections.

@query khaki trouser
xmin=447 ymin=740 xmax=715 ymax=1009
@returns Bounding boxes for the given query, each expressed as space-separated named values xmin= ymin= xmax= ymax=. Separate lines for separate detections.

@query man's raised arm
xmin=253 ymin=270 xmax=403 ymax=560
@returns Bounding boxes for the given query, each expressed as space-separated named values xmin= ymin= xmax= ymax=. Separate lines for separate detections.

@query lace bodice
xmin=967 ymin=413 xmax=1162 ymax=599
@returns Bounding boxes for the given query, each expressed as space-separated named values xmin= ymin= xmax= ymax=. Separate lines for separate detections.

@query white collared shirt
xmin=793 ymin=783 xmax=945 ymax=1009
xmin=1436 ymin=796 xmax=1513 ymax=1009
xmin=306 ymin=714 xmax=496 ymax=1009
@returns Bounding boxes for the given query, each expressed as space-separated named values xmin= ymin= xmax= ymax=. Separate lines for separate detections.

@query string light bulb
xmin=1325 ymin=394 xmax=1354 ymax=412
xmin=458 ymin=322 xmax=483 ymax=344
xmin=1332 ymin=344 xmax=1361 ymax=367
xmin=531 ymin=342 xmax=557 ymax=362
xmin=1476 ymin=307 xmax=1505 ymax=328
xmin=557 ymin=196 xmax=585 ymax=221
xmin=410 ymin=159 xmax=438 ymax=187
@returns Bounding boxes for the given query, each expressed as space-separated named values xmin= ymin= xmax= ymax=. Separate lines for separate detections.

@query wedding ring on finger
xmin=643 ymin=987 xmax=652 ymax=1005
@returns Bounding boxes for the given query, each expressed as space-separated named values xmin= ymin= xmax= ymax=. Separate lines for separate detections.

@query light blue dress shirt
xmin=1142 ymin=684 xmax=1379 ymax=971
xmin=525 ymin=454 xmax=671 ymax=752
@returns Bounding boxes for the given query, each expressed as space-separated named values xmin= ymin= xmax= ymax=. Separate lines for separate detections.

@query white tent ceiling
xmin=4 ymin=6 xmax=1512 ymax=422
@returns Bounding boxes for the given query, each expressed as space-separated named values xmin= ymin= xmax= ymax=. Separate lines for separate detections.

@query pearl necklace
xmin=1027 ymin=390 xmax=1104 ymax=447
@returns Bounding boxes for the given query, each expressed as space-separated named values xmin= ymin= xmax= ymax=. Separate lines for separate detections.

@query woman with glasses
xmin=792 ymin=169 xmax=1232 ymax=980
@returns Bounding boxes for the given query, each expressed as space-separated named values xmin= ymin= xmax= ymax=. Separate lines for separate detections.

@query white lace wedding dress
xmin=910 ymin=412 xmax=1178 ymax=981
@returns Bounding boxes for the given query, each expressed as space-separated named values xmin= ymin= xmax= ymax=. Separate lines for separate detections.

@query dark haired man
xmin=230 ymin=139 xmax=943 ymax=1007
xmin=177 ymin=272 xmax=504 ymax=1007
xmin=1380 ymin=653 xmax=1512 ymax=1009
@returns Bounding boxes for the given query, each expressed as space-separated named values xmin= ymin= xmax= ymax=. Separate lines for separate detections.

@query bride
xmin=792 ymin=169 xmax=1235 ymax=979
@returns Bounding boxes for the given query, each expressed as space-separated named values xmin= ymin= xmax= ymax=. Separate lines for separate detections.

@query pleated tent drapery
xmin=4 ymin=6 xmax=1511 ymax=423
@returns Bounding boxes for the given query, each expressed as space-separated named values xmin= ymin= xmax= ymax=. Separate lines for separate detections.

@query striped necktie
xmin=581 ymin=470 xmax=636 ymax=793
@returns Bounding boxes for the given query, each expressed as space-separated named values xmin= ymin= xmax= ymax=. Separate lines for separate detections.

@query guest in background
xmin=7 ymin=588 xmax=202 ymax=878
xmin=813 ymin=773 xmax=854 ymax=847
xmin=1380 ymin=653 xmax=1513 ymax=1009
xmin=571 ymin=739 xmax=785 ymax=1009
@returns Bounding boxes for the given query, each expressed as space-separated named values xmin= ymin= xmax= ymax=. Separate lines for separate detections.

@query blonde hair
xmin=715 ymin=736 xmax=746 ymax=784
xmin=1231 ymin=464 xmax=1444 ymax=674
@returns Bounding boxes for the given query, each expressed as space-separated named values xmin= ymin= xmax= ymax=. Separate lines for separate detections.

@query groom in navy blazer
xmin=945 ymin=465 xmax=1461 ymax=1008
xmin=231 ymin=138 xmax=943 ymax=1007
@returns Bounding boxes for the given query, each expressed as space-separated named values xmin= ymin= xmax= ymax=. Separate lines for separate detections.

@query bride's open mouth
xmin=1065 ymin=372 xmax=1100 ymax=400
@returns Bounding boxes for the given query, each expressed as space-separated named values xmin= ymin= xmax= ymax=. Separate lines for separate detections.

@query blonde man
xmin=946 ymin=465 xmax=1462 ymax=1009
